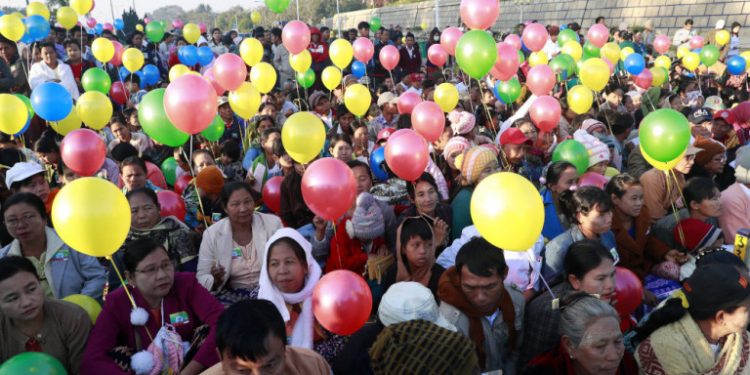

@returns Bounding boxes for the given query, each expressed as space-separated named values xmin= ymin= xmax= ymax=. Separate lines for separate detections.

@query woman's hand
xmin=665 ymin=249 xmax=688 ymax=264
xmin=433 ymin=218 xmax=450 ymax=247
xmin=210 ymin=263 xmax=226 ymax=290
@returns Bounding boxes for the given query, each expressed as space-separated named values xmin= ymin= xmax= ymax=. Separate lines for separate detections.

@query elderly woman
xmin=28 ymin=42 xmax=79 ymax=100
xmin=0 ymin=193 xmax=107 ymax=300
xmin=451 ymin=146 xmax=498 ymax=240
xmin=197 ymin=182 xmax=283 ymax=305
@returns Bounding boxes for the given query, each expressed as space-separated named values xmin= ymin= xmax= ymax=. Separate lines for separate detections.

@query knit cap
xmin=735 ymin=145 xmax=750 ymax=184
xmin=442 ymin=136 xmax=471 ymax=168
xmin=674 ymin=218 xmax=723 ymax=254
xmin=573 ymin=129 xmax=610 ymax=167
xmin=458 ymin=146 xmax=498 ymax=185
xmin=346 ymin=192 xmax=385 ymax=240
xmin=693 ymin=136 xmax=726 ymax=167
xmin=447 ymin=110 xmax=476 ymax=136
xmin=195 ymin=166 xmax=225 ymax=195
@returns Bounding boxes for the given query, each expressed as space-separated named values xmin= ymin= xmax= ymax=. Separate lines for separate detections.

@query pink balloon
xmin=60 ymin=129 xmax=106 ymax=177
xmin=282 ymin=20 xmax=311 ymax=55
xmin=427 ymin=44 xmax=448 ymax=67
xmin=103 ymin=22 xmax=113 ymax=32
xmin=203 ymin=68 xmax=226 ymax=96
xmin=504 ymin=34 xmax=522 ymax=51
xmin=397 ymin=91 xmax=422 ymax=115
xmin=110 ymin=41 xmax=124 ymax=67
xmin=157 ymin=190 xmax=186 ymax=221
xmin=164 ymin=74 xmax=218 ymax=135
xmin=490 ymin=42 xmax=519 ymax=81
xmin=110 ymin=81 xmax=128 ymax=104
xmin=653 ymin=35 xmax=670 ymax=54
xmin=603 ymin=58 xmax=615 ymax=75
xmin=172 ymin=19 xmax=184 ymax=29
xmin=313 ymin=270 xmax=372 ymax=335
xmin=213 ymin=53 xmax=247 ymax=91
xmin=440 ymin=27 xmax=463 ymax=56
xmin=460 ymin=0 xmax=500 ymax=30
xmin=529 ymin=95 xmax=561 ymax=132
xmin=353 ymin=37 xmax=374 ymax=63
xmin=379 ymin=45 xmax=400 ymax=71
xmin=385 ymin=129 xmax=430 ymax=181
xmin=634 ymin=69 xmax=653 ymax=89
xmin=587 ymin=24 xmax=609 ymax=48
xmin=144 ymin=17 xmax=151 ymax=24
xmin=411 ymin=101 xmax=445 ymax=142
xmin=199 ymin=22 xmax=207 ymax=34
xmin=526 ymin=65 xmax=556 ymax=96
xmin=689 ymin=35 xmax=705 ymax=50
xmin=522 ymin=23 xmax=549 ymax=52
xmin=86 ymin=17 xmax=97 ymax=28
xmin=578 ymin=172 xmax=608 ymax=189
xmin=301 ymin=158 xmax=357 ymax=221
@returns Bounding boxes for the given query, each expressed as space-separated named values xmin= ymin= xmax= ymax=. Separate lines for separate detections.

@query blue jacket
xmin=540 ymin=188 xmax=566 ymax=241
xmin=542 ymin=225 xmax=618 ymax=282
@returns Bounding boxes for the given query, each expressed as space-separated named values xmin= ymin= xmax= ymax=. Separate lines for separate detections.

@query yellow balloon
xmin=250 ymin=62 xmax=277 ymax=94
xmin=51 ymin=177 xmax=131 ymax=258
xmin=434 ymin=83 xmax=459 ymax=112
xmin=26 ymin=2 xmax=50 ymax=20
xmin=0 ymin=94 xmax=29 ymax=135
xmin=70 ymin=0 xmax=93 ymax=15
xmin=579 ymin=58 xmax=610 ymax=92
xmin=528 ymin=51 xmax=548 ymax=67
xmin=641 ymin=146 xmax=685 ymax=171
xmin=567 ymin=85 xmax=594 ymax=114
xmin=56 ymin=7 xmax=78 ymax=30
xmin=600 ymin=42 xmax=621 ymax=63
xmin=92 ymin=37 xmax=114 ymax=63
xmin=561 ymin=41 xmax=582 ymax=62
xmin=51 ymin=109 xmax=82 ymax=136
xmin=682 ymin=52 xmax=700 ymax=71
xmin=471 ymin=172 xmax=544 ymax=251
xmin=620 ymin=47 xmax=635 ymax=61
xmin=62 ymin=294 xmax=101 ymax=324
xmin=183 ymin=23 xmax=200 ymax=44
xmin=76 ymin=92 xmax=113 ymax=130
xmin=169 ymin=64 xmax=190 ymax=82
xmin=0 ymin=14 xmax=25 ymax=42
xmin=742 ymin=51 xmax=750 ymax=72
xmin=135 ymin=24 xmax=144 ymax=32
xmin=676 ymin=45 xmax=690 ymax=59
xmin=122 ymin=48 xmax=144 ymax=73
xmin=654 ymin=55 xmax=671 ymax=71
xmin=330 ymin=39 xmax=353 ymax=70
xmin=290 ymin=50 xmax=312 ymax=73
xmin=716 ymin=30 xmax=730 ymax=47
xmin=229 ymin=82 xmax=262 ymax=119
xmin=321 ymin=66 xmax=342 ymax=91
xmin=421 ymin=22 xmax=428 ymax=30
xmin=651 ymin=67 xmax=668 ymax=87
xmin=605 ymin=167 xmax=620 ymax=178
xmin=239 ymin=38 xmax=263 ymax=67
xmin=281 ymin=111 xmax=326 ymax=164
xmin=251 ymin=11 xmax=262 ymax=25
xmin=344 ymin=83 xmax=371 ymax=118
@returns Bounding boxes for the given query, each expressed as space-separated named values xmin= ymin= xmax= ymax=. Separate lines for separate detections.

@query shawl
xmin=395 ymin=219 xmax=436 ymax=286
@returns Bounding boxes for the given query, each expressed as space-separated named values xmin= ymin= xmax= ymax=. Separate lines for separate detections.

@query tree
xmin=122 ymin=8 xmax=139 ymax=37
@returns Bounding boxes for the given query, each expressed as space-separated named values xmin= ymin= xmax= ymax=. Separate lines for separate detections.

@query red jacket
xmin=308 ymin=28 xmax=328 ymax=63
xmin=398 ymin=45 xmax=422 ymax=75
xmin=325 ymin=216 xmax=385 ymax=275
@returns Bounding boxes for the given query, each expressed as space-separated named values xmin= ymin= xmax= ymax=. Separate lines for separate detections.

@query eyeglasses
xmin=130 ymin=204 xmax=157 ymax=215
xmin=5 ymin=213 xmax=40 ymax=229
xmin=135 ymin=261 xmax=174 ymax=277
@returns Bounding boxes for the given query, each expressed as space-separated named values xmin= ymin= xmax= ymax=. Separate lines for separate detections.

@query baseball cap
xmin=376 ymin=127 xmax=396 ymax=143
xmin=5 ymin=162 xmax=45 ymax=189
xmin=688 ymin=108 xmax=712 ymax=124
xmin=499 ymin=128 xmax=532 ymax=146
xmin=683 ymin=264 xmax=750 ymax=317
xmin=217 ymin=96 xmax=229 ymax=107
xmin=377 ymin=92 xmax=398 ymax=107
xmin=704 ymin=96 xmax=725 ymax=111
xmin=713 ymin=109 xmax=736 ymax=125
xmin=378 ymin=281 xmax=456 ymax=331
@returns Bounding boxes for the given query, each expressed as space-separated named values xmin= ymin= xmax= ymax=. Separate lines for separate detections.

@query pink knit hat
xmin=442 ymin=137 xmax=471 ymax=168
xmin=573 ymin=129 xmax=610 ymax=167
xmin=448 ymin=110 xmax=476 ymax=136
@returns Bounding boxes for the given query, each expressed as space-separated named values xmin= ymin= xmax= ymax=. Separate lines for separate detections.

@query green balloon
xmin=13 ymin=94 xmax=34 ymax=119
xmin=700 ymin=45 xmax=720 ymax=67
xmin=550 ymin=54 xmax=574 ymax=80
xmin=557 ymin=29 xmax=579 ymax=47
xmin=496 ymin=77 xmax=521 ymax=104
xmin=0 ymin=352 xmax=66 ymax=375
xmin=640 ymin=109 xmax=691 ymax=163
xmin=456 ymin=30 xmax=497 ymax=80
xmin=138 ymin=89 xmax=190 ymax=147
xmin=145 ymin=22 xmax=165 ymax=43
xmin=517 ymin=49 xmax=525 ymax=64
xmin=296 ymin=69 xmax=315 ymax=89
xmin=201 ymin=114 xmax=225 ymax=142
xmin=583 ymin=42 xmax=600 ymax=59
xmin=81 ymin=67 xmax=112 ymax=94
xmin=265 ymin=0 xmax=291 ymax=14
xmin=552 ymin=140 xmax=589 ymax=175
xmin=370 ymin=17 xmax=382 ymax=32
xmin=161 ymin=157 xmax=178 ymax=186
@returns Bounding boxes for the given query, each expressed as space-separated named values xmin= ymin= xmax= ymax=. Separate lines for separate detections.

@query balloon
xmin=172 ymin=19 xmax=184 ymax=29
xmin=92 ymin=37 xmax=114 ymax=63
xmin=282 ymin=21 xmax=310 ymax=55
xmin=397 ymin=91 xmax=422 ymax=115
xmin=552 ymin=139 xmax=589 ymax=175
xmin=296 ymin=69 xmax=315 ymax=89
xmin=161 ymin=157 xmax=178 ymax=186
xmin=62 ymin=294 xmax=101 ymax=323
xmin=522 ymin=23 xmax=549 ymax=52
xmin=313 ymin=270 xmax=372 ymax=335
xmin=201 ymin=115 xmax=225 ymax=142
xmin=103 ymin=22 xmax=113 ymax=32
xmin=265 ymin=0 xmax=291 ymax=14
xmin=290 ymin=50 xmax=312 ymax=73
xmin=0 ymin=352 xmax=66 ymax=375
xmin=81 ymin=67 xmax=111 ymax=94
xmin=456 ymin=30 xmax=497 ymax=79
xmin=427 ymin=44 xmax=448 ymax=67
xmin=526 ymin=65 xmax=556 ymax=96
xmin=743 ymin=52 xmax=750 ymax=72
xmin=633 ymin=69 xmax=653 ymax=89
xmin=251 ymin=11 xmax=262 ymax=25
xmin=26 ymin=2 xmax=50 ymax=20
xmin=370 ymin=17 xmax=381 ymax=32
xmin=614 ymin=267 xmax=643 ymax=317
xmin=460 ymin=0 xmax=499 ymax=30
xmin=639 ymin=109 xmax=690 ymax=163
xmin=31 ymin=82 xmax=73 ymax=121
xmin=440 ymin=26 xmax=463 ymax=55
xmin=549 ymin=54 xmax=574 ymax=79
xmin=623 ymin=53 xmax=645 ymax=75
xmin=344 ymin=84 xmax=371 ymax=118
xmin=370 ymin=146 xmax=388 ymax=181
xmin=173 ymin=174 xmax=192 ymax=195
xmin=56 ymin=7 xmax=77 ymax=29
xmin=641 ymin=145 xmax=684 ymax=171
xmin=689 ymin=35 xmax=704 ymax=50
xmin=145 ymin=21 xmax=165 ymax=42
xmin=60 ymin=129 xmax=105 ymax=176
xmin=620 ymin=46 xmax=635 ymax=61
xmin=586 ymin=24 xmax=609 ymax=48
xmin=282 ymin=111 xmax=326 ymax=164
xmin=109 ymin=81 xmax=128 ymax=105
xmin=142 ymin=64 xmax=160 ymax=86
xmin=434 ymin=83 xmax=459 ymax=112
xmin=727 ymin=55 xmax=747 ymax=76
xmin=53 ymin=178 xmax=130 ymax=258
xmin=653 ymin=35 xmax=670 ymax=54
xmin=676 ymin=45 xmax=690 ymax=59
xmin=213 ymin=53 xmax=248 ymax=92
xmin=0 ymin=15 xmax=25 ymax=42
xmin=122 ymin=47 xmax=144 ymax=73
xmin=14 ymin=93 xmax=34 ymax=120
xmin=494 ymin=77 xmax=521 ymax=104
xmin=700 ymin=45 xmax=720 ymax=67
xmin=654 ymin=55 xmax=671 ymax=70
xmin=650 ymin=67 xmax=668 ymax=87
xmin=229 ymin=82 xmax=261 ymax=119
xmin=600 ymin=42 xmax=621 ymax=63
xmin=378 ymin=45 xmax=399 ymax=71
xmin=157 ymin=190 xmax=186 ymax=221
xmin=239 ymin=37 xmax=263 ymax=66
xmin=322 ymin=66 xmax=342 ymax=91
xmin=562 ymin=40 xmax=583 ymax=62
xmin=528 ymin=51 xmax=548 ymax=67
xmin=578 ymin=172 xmax=608 ymax=189
xmin=350 ymin=61 xmax=365 ymax=79
xmin=250 ymin=62 xmax=276 ymax=94
xmin=75 ymin=91 xmax=112 ymax=130
xmin=579 ymin=58 xmax=610 ymax=91
xmin=110 ymin=41 xmax=124 ymax=67
xmin=178 ymin=45 xmax=198 ymax=66
xmin=302 ymin=158 xmax=357 ymax=221
xmin=567 ymin=85 xmax=593 ymax=115
xmin=202 ymin=69 xmax=224 ymax=96
xmin=353 ymin=37 xmax=374 ymax=63
xmin=199 ymin=22 xmax=207 ymax=34
xmin=583 ymin=42 xmax=600 ymax=59
xmin=262 ymin=176 xmax=283 ymax=213
xmin=114 ymin=18 xmax=124 ymax=31
xmin=169 ymin=64 xmax=191 ymax=82
xmin=529 ymin=95 xmax=561 ymax=132
xmin=411 ymin=101 xmax=444 ymax=142
xmin=557 ymin=29 xmax=579 ymax=47
xmin=471 ymin=172 xmax=544 ymax=250
xmin=384 ymin=129 xmax=429 ymax=181
xmin=682 ymin=52 xmax=700 ymax=71
xmin=85 ymin=17 xmax=96 ymax=28
xmin=0 ymin=94 xmax=28 ymax=135
xmin=25 ymin=15 xmax=50 ymax=41
xmin=504 ymin=33 xmax=522 ymax=51
xmin=716 ymin=30 xmax=730 ymax=46
xmin=70 ymin=0 xmax=93 ymax=14
xmin=183 ymin=23 xmax=200 ymax=44
xmin=329 ymin=39 xmax=353 ymax=70
xmin=51 ymin=109 xmax=82 ymax=136
xmin=164 ymin=75 xmax=218 ymax=134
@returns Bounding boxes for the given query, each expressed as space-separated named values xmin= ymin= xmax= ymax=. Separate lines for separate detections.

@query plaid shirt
xmin=518 ymin=282 xmax=573 ymax=367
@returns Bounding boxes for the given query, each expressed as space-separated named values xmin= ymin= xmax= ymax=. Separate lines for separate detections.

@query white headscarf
xmin=258 ymin=228 xmax=321 ymax=349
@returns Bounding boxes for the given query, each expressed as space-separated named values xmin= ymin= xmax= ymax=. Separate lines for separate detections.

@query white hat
xmin=5 ymin=162 xmax=44 ymax=189
xmin=716 ymin=20 xmax=726 ymax=30
xmin=377 ymin=91 xmax=398 ymax=107
xmin=378 ymin=281 xmax=456 ymax=331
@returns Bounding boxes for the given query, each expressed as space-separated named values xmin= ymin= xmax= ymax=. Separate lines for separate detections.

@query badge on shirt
xmin=50 ymin=249 xmax=70 ymax=262
xmin=231 ymin=248 xmax=242 ymax=259
xmin=610 ymin=248 xmax=620 ymax=265
xmin=169 ymin=311 xmax=190 ymax=326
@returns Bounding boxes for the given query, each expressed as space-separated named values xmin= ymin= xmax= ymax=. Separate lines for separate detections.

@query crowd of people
xmin=1 ymin=3 xmax=750 ymax=374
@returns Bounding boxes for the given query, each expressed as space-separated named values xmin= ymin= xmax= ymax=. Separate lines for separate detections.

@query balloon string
xmin=594 ymin=92 xmax=614 ymax=135
xmin=528 ymin=252 xmax=556 ymax=300
xmin=107 ymin=256 xmax=136 ymax=307
xmin=475 ymin=78 xmax=497 ymax=139
xmin=664 ymin=169 xmax=686 ymax=249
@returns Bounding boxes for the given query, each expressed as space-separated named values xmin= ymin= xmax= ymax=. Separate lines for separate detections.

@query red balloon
xmin=379 ymin=45 xmax=400 ymax=71
xmin=427 ymin=44 xmax=448 ymax=67
xmin=411 ymin=101 xmax=445 ymax=142
xmin=353 ymin=37 xmax=375 ymax=64
xmin=199 ymin=22 xmax=207 ymax=34
xmin=578 ymin=172 xmax=608 ymax=189
xmin=157 ymin=190 xmax=186 ymax=221
xmin=312 ymin=270 xmax=373 ymax=335
xmin=109 ymin=81 xmax=128 ymax=105
xmin=164 ymin=74 xmax=218 ymax=134
xmin=301 ymin=158 xmax=357 ymax=221
xmin=86 ymin=17 xmax=97 ymax=28
xmin=212 ymin=53 xmax=247 ymax=92
xmin=587 ymin=24 xmax=609 ymax=48
xmin=529 ymin=95 xmax=561 ymax=132
xmin=110 ymin=41 xmax=124 ymax=67
xmin=653 ymin=35 xmax=670 ymax=55
xmin=522 ymin=23 xmax=549 ymax=52
xmin=731 ymin=101 xmax=750 ymax=126
xmin=173 ymin=174 xmax=192 ymax=195
xmin=614 ymin=267 xmax=643 ymax=317
xmin=526 ymin=65 xmax=556 ymax=96
xmin=384 ymin=129 xmax=429 ymax=181
xmin=262 ymin=176 xmax=283 ymax=213
xmin=440 ymin=27 xmax=463 ymax=56
xmin=397 ymin=91 xmax=422 ymax=115
xmin=504 ymin=34 xmax=522 ymax=51
xmin=60 ymin=129 xmax=106 ymax=177
xmin=633 ymin=69 xmax=653 ymax=89
xmin=203 ymin=67 xmax=226 ymax=96
xmin=689 ymin=35 xmax=705 ymax=50
xmin=490 ymin=42 xmax=519 ymax=81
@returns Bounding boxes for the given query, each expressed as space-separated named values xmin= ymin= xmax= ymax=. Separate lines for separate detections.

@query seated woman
xmin=540 ymin=161 xmax=577 ymax=241
xmin=0 ymin=193 xmax=107 ymax=300
xmin=82 ymin=238 xmax=225 ymax=375
xmin=5 ymin=161 xmax=58 ymax=214
xmin=197 ymin=182 xmax=282 ymax=305
xmin=28 ymin=41 xmax=79 ymax=100
xmin=451 ymin=146 xmax=499 ymax=241
xmin=119 ymin=156 xmax=162 ymax=193
xmin=0 ymin=256 xmax=92 ymax=373
xmin=399 ymin=173 xmax=451 ymax=254
xmin=259 ymin=228 xmax=346 ymax=362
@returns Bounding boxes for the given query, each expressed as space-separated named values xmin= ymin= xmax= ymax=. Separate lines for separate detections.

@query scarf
xmin=438 ymin=267 xmax=517 ymax=368
xmin=258 ymin=228 xmax=321 ymax=349
xmin=395 ymin=219 xmax=435 ymax=286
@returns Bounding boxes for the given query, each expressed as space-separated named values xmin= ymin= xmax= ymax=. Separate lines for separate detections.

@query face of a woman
xmin=339 ymin=113 xmax=354 ymax=129
xmin=267 ymin=242 xmax=307 ymax=294
xmin=577 ymin=205 xmax=613 ymax=236
xmin=404 ymin=235 xmax=433 ymax=269
xmin=122 ymin=165 xmax=147 ymax=191
xmin=413 ymin=181 xmax=438 ymax=216
xmin=193 ymin=153 xmax=216 ymax=174
xmin=225 ymin=189 xmax=254 ymax=225
xmin=551 ymin=167 xmax=578 ymax=195
xmin=258 ymin=119 xmax=274 ymax=133
xmin=569 ymin=316 xmax=625 ymax=375
xmin=693 ymin=188 xmax=723 ymax=218
xmin=4 ymin=203 xmax=46 ymax=243
xmin=353 ymin=127 xmax=368 ymax=147
xmin=571 ymin=258 xmax=617 ymax=302
xmin=518 ymin=122 xmax=538 ymax=143
xmin=704 ymin=152 xmax=727 ymax=175
xmin=41 ymin=46 xmax=57 ymax=67
xmin=721 ymin=302 xmax=750 ymax=336
xmin=331 ymin=140 xmax=353 ymax=162
xmin=129 ymin=249 xmax=174 ymax=300
xmin=213 ymin=30 xmax=222 ymax=40
xmin=0 ymin=271 xmax=44 ymax=322
xmin=19 ymin=174 xmax=50 ymax=202
xmin=612 ymin=185 xmax=644 ymax=218
xmin=129 ymin=193 xmax=161 ymax=230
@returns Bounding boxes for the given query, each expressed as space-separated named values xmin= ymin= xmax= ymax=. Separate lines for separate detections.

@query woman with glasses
xmin=687 ymin=136 xmax=729 ymax=189
xmin=0 ymin=193 xmax=107 ymax=301
xmin=82 ymin=238 xmax=224 ymax=375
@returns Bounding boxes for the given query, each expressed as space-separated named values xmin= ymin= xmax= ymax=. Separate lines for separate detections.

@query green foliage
xmin=122 ymin=8 xmax=140 ymax=36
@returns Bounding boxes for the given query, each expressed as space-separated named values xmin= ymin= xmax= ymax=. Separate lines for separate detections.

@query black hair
xmin=220 ymin=181 xmax=254 ymax=207
xmin=329 ymin=133 xmax=353 ymax=149
xmin=405 ymin=32 xmax=415 ymax=39
xmin=34 ymin=133 xmax=60 ymax=154
xmin=558 ymin=186 xmax=613 ymax=225
xmin=685 ymin=19 xmax=693 ymax=26
xmin=358 ymin=22 xmax=370 ymax=31
xmin=126 ymin=187 xmax=159 ymax=208
xmin=215 ymin=300 xmax=287 ymax=361
xmin=125 ymin=73 xmax=141 ymax=85
xmin=191 ymin=149 xmax=215 ymax=168
xmin=211 ymin=27 xmax=222 ymax=35
xmin=696 ymin=247 xmax=748 ymax=270
xmin=335 ymin=104 xmax=352 ymax=117
xmin=220 ymin=140 xmax=241 ymax=162
xmin=545 ymin=161 xmax=576 ymax=188
xmin=39 ymin=41 xmax=55 ymax=50
xmin=455 ymin=237 xmax=507 ymax=278
xmin=563 ymin=240 xmax=615 ymax=282
xmin=122 ymin=238 xmax=168 ymax=274
xmin=396 ymin=115 xmax=412 ymax=130
xmin=595 ymin=16 xmax=605 ymax=23
xmin=111 ymin=142 xmax=139 ymax=163
xmin=0 ymin=256 xmax=39 ymax=284
xmin=611 ymin=113 xmax=634 ymax=136
xmin=267 ymin=236 xmax=308 ymax=269
xmin=63 ymin=38 xmax=81 ymax=50
xmin=605 ymin=173 xmax=641 ymax=198
xmin=270 ymin=27 xmax=281 ymax=38
xmin=347 ymin=159 xmax=372 ymax=178
xmin=110 ymin=113 xmax=127 ymax=126
xmin=2 ymin=193 xmax=48 ymax=224
xmin=406 ymin=172 xmax=438 ymax=200
xmin=399 ymin=218 xmax=434 ymax=272
xmin=684 ymin=177 xmax=719 ymax=209
xmin=119 ymin=156 xmax=147 ymax=174
xmin=320 ymin=26 xmax=330 ymax=33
